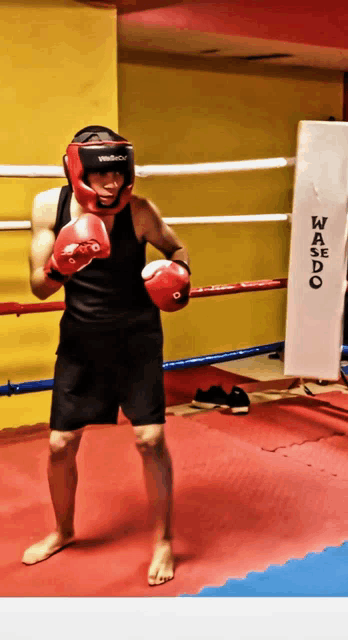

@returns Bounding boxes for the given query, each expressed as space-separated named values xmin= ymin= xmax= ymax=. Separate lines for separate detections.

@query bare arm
xmin=134 ymin=197 xmax=190 ymax=268
xmin=29 ymin=190 xmax=64 ymax=300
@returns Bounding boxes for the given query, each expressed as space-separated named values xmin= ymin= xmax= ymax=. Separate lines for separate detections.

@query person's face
xmin=87 ymin=170 xmax=125 ymax=207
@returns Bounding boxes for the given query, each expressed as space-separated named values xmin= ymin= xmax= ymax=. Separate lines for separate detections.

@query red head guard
xmin=63 ymin=126 xmax=134 ymax=216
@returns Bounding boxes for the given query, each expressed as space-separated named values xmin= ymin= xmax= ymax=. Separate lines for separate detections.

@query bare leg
xmin=134 ymin=424 xmax=174 ymax=586
xmin=22 ymin=428 xmax=83 ymax=565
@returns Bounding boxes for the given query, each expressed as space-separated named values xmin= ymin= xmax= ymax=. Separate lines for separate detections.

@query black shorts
xmin=50 ymin=312 xmax=165 ymax=432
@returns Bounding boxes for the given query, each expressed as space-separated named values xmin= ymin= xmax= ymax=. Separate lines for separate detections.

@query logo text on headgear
xmin=98 ymin=155 xmax=127 ymax=162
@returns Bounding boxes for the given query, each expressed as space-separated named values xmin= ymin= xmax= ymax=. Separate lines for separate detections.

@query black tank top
xmin=54 ymin=186 xmax=161 ymax=329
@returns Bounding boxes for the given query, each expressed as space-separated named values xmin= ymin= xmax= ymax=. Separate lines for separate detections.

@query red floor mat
xmin=164 ymin=366 xmax=255 ymax=406
xmin=1 ymin=406 xmax=348 ymax=597
xmin=272 ymin=436 xmax=348 ymax=480
xmin=312 ymin=390 xmax=348 ymax=426
xmin=188 ymin=394 xmax=348 ymax=451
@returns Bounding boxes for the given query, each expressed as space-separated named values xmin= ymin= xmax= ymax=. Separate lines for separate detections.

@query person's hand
xmin=45 ymin=213 xmax=110 ymax=277
xmin=142 ymin=259 xmax=191 ymax=312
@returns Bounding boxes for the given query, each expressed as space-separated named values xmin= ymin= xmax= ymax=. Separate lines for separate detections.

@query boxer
xmin=23 ymin=125 xmax=191 ymax=586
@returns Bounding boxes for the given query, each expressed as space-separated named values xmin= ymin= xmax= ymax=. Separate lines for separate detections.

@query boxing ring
xmin=1 ymin=138 xmax=348 ymax=598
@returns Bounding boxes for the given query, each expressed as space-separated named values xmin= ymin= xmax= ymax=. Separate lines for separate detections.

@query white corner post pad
xmin=284 ymin=120 xmax=348 ymax=380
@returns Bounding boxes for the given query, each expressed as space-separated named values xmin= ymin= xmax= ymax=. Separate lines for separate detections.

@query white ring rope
xmin=0 ymin=214 xmax=291 ymax=231
xmin=136 ymin=157 xmax=296 ymax=177
xmin=164 ymin=214 xmax=290 ymax=225
xmin=0 ymin=155 xmax=294 ymax=230
xmin=0 ymin=221 xmax=31 ymax=231
xmin=0 ymin=166 xmax=66 ymax=178
xmin=0 ymin=156 xmax=296 ymax=178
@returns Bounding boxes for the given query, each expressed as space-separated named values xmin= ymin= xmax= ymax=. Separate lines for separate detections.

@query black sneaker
xmin=191 ymin=385 xmax=230 ymax=409
xmin=268 ymin=347 xmax=284 ymax=360
xmin=227 ymin=386 xmax=250 ymax=414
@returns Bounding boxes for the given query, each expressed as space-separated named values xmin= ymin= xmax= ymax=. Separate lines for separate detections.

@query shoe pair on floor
xmin=191 ymin=385 xmax=250 ymax=414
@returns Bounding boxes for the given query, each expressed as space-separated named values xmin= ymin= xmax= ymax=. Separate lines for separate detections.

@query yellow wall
xmin=0 ymin=0 xmax=117 ymax=429
xmin=117 ymin=51 xmax=343 ymax=361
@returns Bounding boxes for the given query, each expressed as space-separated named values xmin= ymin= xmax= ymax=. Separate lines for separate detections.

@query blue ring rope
xmin=163 ymin=341 xmax=284 ymax=371
xmin=0 ymin=341 xmax=347 ymax=397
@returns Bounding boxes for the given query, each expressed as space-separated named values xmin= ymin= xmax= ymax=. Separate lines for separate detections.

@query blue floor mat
xmin=183 ymin=542 xmax=348 ymax=597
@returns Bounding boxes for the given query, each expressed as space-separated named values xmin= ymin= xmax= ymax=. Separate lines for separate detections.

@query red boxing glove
xmin=142 ymin=259 xmax=191 ymax=312
xmin=45 ymin=213 xmax=110 ymax=278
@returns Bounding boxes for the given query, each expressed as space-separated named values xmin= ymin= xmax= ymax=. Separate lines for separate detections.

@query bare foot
xmin=22 ymin=531 xmax=75 ymax=565
xmin=148 ymin=539 xmax=175 ymax=586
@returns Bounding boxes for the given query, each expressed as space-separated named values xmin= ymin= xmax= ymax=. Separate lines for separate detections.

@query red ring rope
xmin=0 ymin=278 xmax=288 ymax=316
xmin=190 ymin=278 xmax=288 ymax=298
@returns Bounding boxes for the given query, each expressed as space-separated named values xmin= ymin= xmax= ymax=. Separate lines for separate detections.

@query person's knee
xmin=49 ymin=429 xmax=83 ymax=459
xmin=134 ymin=424 xmax=165 ymax=454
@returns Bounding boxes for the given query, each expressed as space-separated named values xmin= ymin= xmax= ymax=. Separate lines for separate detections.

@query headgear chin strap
xmin=63 ymin=126 xmax=135 ymax=216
